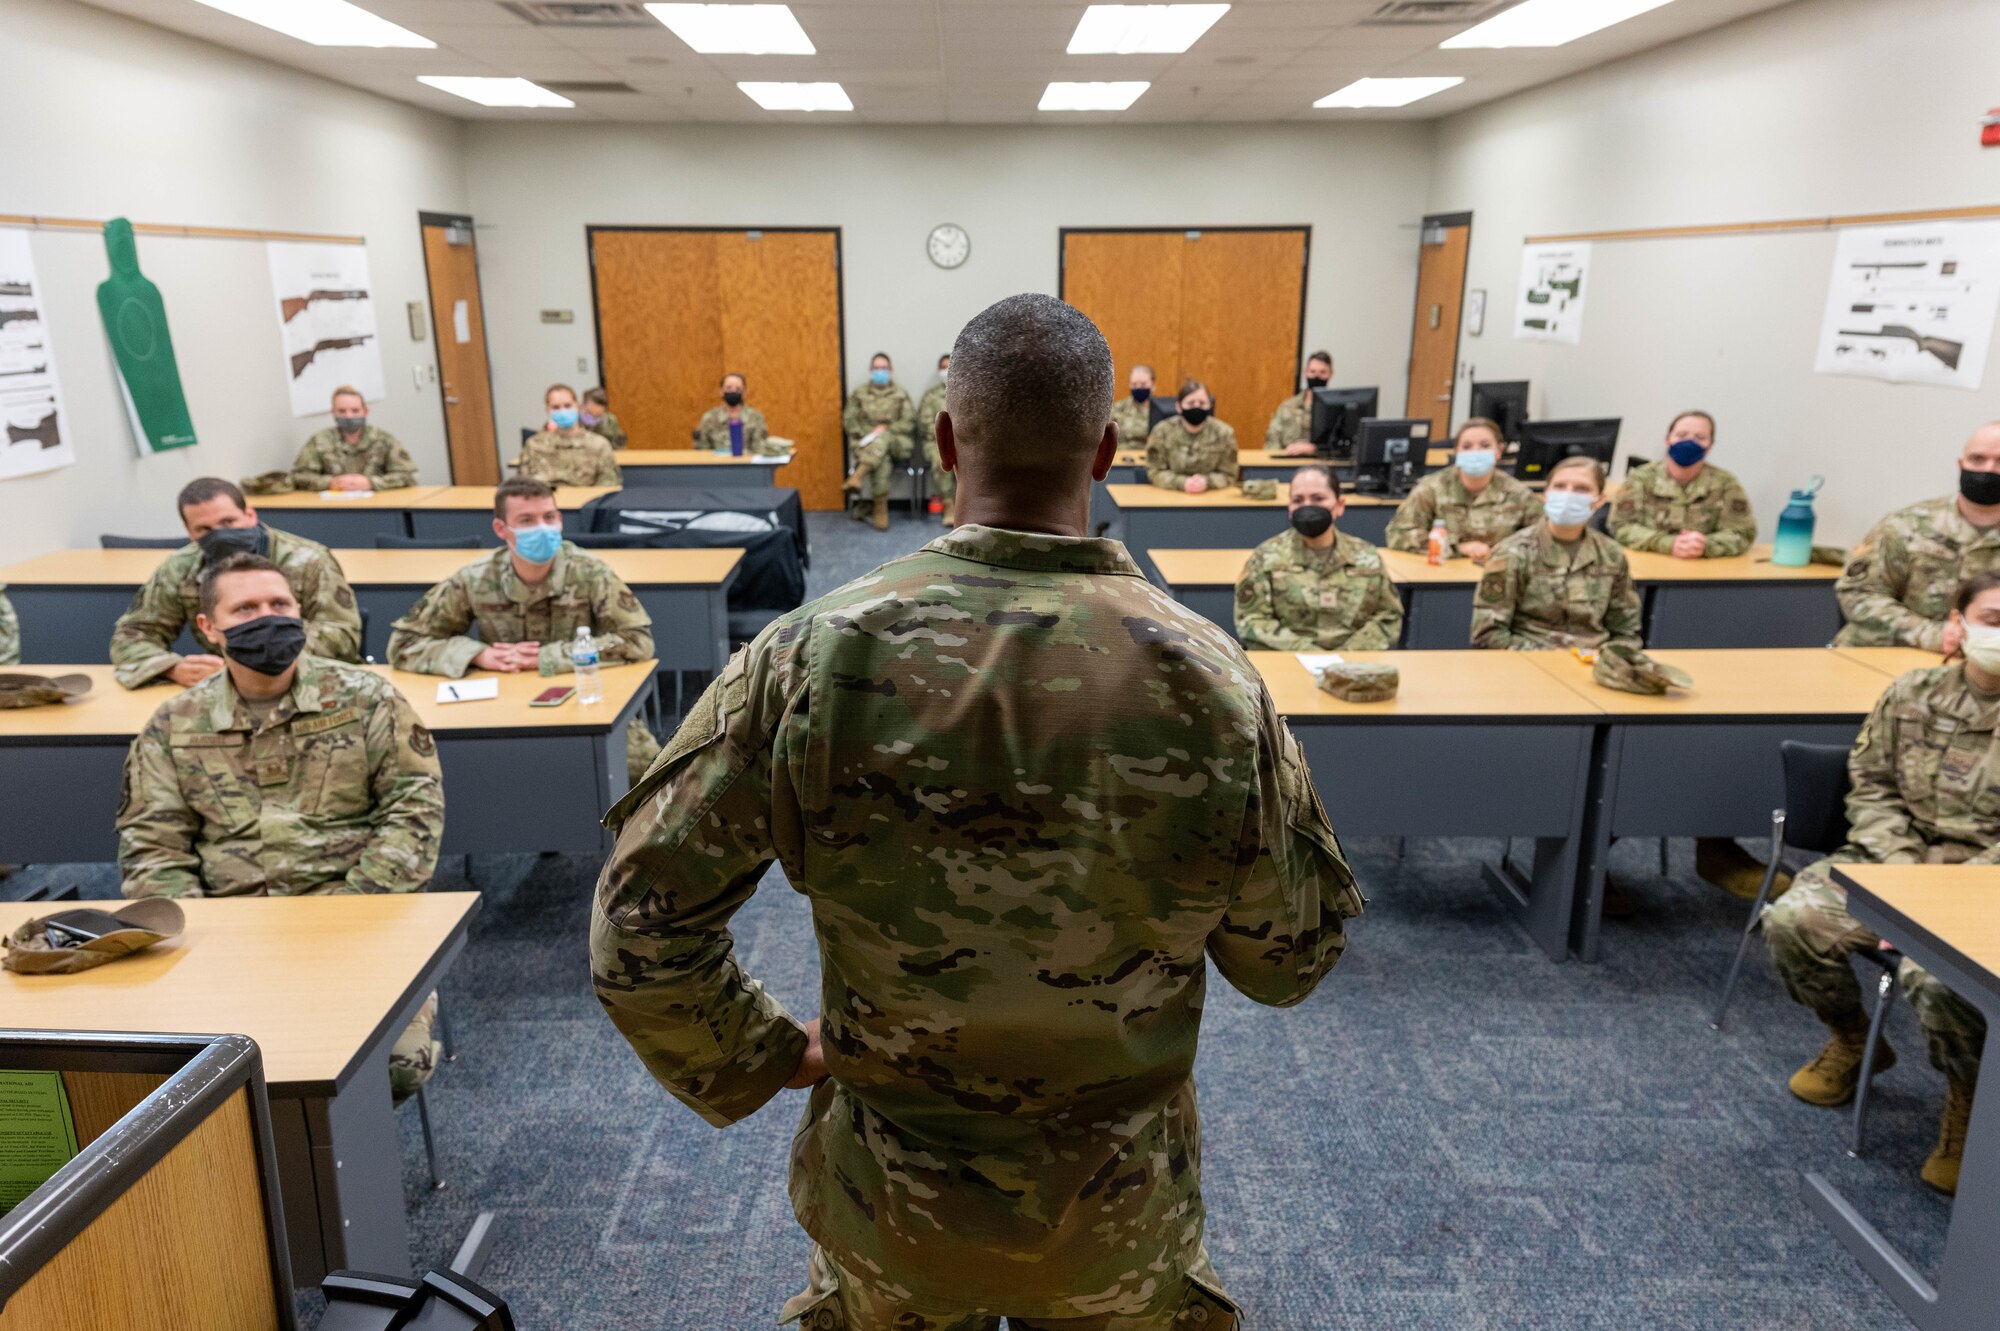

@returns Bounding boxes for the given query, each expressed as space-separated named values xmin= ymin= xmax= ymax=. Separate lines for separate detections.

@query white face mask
xmin=1544 ymin=491 xmax=1596 ymax=528
xmin=1963 ymin=624 xmax=2000 ymax=674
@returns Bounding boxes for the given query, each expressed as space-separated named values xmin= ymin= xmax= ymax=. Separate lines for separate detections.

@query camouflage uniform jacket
xmin=1837 ymin=663 xmax=2000 ymax=866
xmin=110 ymin=527 xmax=363 ymax=689
xmin=386 ymin=542 xmax=654 ymax=678
xmin=1383 ymin=466 xmax=1541 ymax=554
xmin=1835 ymin=495 xmax=2000 ymax=651
xmin=1111 ymin=395 xmax=1153 ymax=449
xmin=518 ymin=429 xmax=621 ymax=487
xmin=1470 ymin=522 xmax=1642 ymax=651
xmin=1264 ymin=391 xmax=1313 ymax=452
xmin=1608 ymin=460 xmax=1757 ymax=557
xmin=694 ymin=405 xmax=782 ymax=456
xmin=916 ymin=382 xmax=948 ymax=451
xmin=589 ymin=411 xmax=628 ymax=448
xmin=1146 ymin=416 xmax=1240 ymax=490
xmin=842 ymin=381 xmax=915 ymax=461
xmin=590 ymin=524 xmax=1361 ymax=1318
xmin=117 ymin=654 xmax=443 ymax=899
xmin=1235 ymin=528 xmax=1404 ymax=651
xmin=291 ymin=424 xmax=419 ymax=491
xmin=0 ymin=588 xmax=16 ymax=666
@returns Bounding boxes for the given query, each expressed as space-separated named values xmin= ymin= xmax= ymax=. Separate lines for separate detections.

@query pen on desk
xmin=446 ymin=684 xmax=461 ymax=701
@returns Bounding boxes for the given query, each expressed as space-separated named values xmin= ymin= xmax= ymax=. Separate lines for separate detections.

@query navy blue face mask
xmin=1131 ymin=387 xmax=1152 ymax=403
xmin=1666 ymin=439 xmax=1708 ymax=468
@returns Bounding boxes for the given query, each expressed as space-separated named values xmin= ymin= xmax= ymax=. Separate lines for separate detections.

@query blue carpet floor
xmin=13 ymin=510 xmax=1960 ymax=1328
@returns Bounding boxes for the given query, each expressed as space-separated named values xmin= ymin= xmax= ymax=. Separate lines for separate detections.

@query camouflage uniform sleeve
xmin=516 ymin=439 xmax=549 ymax=483
xmin=110 ymin=562 xmax=194 ymax=688
xmin=1144 ymin=422 xmax=1186 ymax=490
xmin=346 ymin=685 xmax=444 ymax=894
xmin=600 ymin=414 xmax=628 ymax=448
xmin=116 ymin=718 xmax=206 ymax=899
xmin=539 ymin=572 xmax=654 ymax=674
xmin=589 ymin=641 xmax=812 ymax=1128
xmin=1233 ymin=548 xmax=1311 ymax=651
xmin=593 ymin=443 xmax=623 ymax=487
xmin=1705 ymin=474 xmax=1757 ymax=558
xmin=747 ymin=409 xmax=775 ymax=456
xmin=1604 ymin=552 xmax=1644 ymax=651
xmin=370 ymin=431 xmax=420 ymax=490
xmin=290 ymin=433 xmax=335 ymax=490
xmin=1349 ymin=563 xmax=1405 ymax=650
xmin=1608 ymin=482 xmax=1675 ymax=554
xmin=1469 ymin=547 xmax=1523 ymax=649
xmin=304 ymin=559 xmax=363 ymax=663
xmin=1202 ymin=424 xmax=1239 ymax=490
xmin=386 ymin=575 xmax=485 ymax=677
xmin=1836 ymin=517 xmax=1943 ymax=652
xmin=1208 ymin=691 xmax=1364 ymax=1006
xmin=1382 ymin=481 xmax=1437 ymax=553
xmin=1263 ymin=403 xmax=1289 ymax=452
xmin=841 ymin=392 xmax=865 ymax=446
xmin=888 ymin=389 xmax=916 ymax=453
xmin=0 ymin=589 xmax=17 ymax=666
xmin=1843 ymin=687 xmax=1926 ymax=864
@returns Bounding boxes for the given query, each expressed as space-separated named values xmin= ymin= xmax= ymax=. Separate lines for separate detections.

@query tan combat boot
xmin=842 ymin=465 xmax=865 ymax=493
xmin=1789 ymin=1020 xmax=1894 ymax=1107
xmin=871 ymin=494 xmax=890 ymax=531
xmin=1921 ymin=1078 xmax=1973 ymax=1195
xmin=1696 ymin=837 xmax=1788 ymax=900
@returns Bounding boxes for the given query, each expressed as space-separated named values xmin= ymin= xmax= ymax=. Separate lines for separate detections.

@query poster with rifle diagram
xmin=268 ymin=240 xmax=384 ymax=416
xmin=1514 ymin=241 xmax=1590 ymax=344
xmin=1815 ymin=220 xmax=2000 ymax=391
xmin=0 ymin=229 xmax=75 ymax=481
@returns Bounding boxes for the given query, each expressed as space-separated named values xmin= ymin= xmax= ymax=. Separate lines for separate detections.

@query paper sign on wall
xmin=268 ymin=241 xmax=385 ymax=417
xmin=1813 ymin=221 xmax=2000 ymax=391
xmin=0 ymin=229 xmax=76 ymax=481
xmin=1514 ymin=242 xmax=1590 ymax=345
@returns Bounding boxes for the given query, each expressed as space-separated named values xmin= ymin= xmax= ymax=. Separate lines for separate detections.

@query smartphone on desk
xmin=530 ymin=686 xmax=576 ymax=707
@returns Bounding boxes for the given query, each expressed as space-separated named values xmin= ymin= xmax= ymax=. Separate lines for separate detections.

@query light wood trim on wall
xmin=1527 ymin=203 xmax=2000 ymax=245
xmin=0 ymin=214 xmax=363 ymax=245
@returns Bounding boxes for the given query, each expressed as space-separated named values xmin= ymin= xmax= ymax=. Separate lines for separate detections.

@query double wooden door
xmin=589 ymin=228 xmax=844 ymax=509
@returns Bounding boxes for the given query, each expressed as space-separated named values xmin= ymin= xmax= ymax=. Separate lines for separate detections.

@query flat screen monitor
xmin=1147 ymin=395 xmax=1181 ymax=430
xmin=1351 ymin=417 xmax=1434 ymax=495
xmin=1308 ymin=386 xmax=1378 ymax=457
xmin=1468 ymin=381 xmax=1530 ymax=442
xmin=1514 ymin=418 xmax=1621 ymax=481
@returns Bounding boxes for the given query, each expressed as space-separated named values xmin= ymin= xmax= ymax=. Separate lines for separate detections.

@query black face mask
xmin=722 ymin=391 xmax=744 ymax=407
xmin=1290 ymin=504 xmax=1334 ymax=539
xmin=1130 ymin=386 xmax=1152 ymax=404
xmin=197 ymin=524 xmax=269 ymax=566
xmin=1180 ymin=406 xmax=1211 ymax=427
xmin=221 ymin=615 xmax=307 ymax=677
xmin=1962 ymin=468 xmax=2000 ymax=507
xmin=1304 ymin=375 xmax=1330 ymax=391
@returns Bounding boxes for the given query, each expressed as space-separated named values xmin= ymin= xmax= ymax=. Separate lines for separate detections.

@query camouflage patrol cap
xmin=1592 ymin=643 xmax=1692 ymax=695
xmin=239 ymin=470 xmax=298 ymax=495
xmin=1317 ymin=661 xmax=1399 ymax=702
xmin=0 ymin=672 xmax=92 ymax=709
xmin=4 ymin=898 xmax=185 ymax=975
xmin=1811 ymin=544 xmax=1848 ymax=567
xmin=1241 ymin=478 xmax=1279 ymax=501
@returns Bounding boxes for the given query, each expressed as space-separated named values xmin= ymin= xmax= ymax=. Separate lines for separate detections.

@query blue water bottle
xmin=728 ymin=417 xmax=745 ymax=457
xmin=1771 ymin=475 xmax=1823 ymax=567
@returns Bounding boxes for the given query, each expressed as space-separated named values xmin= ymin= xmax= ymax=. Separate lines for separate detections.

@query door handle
xmin=1435 ymin=394 xmax=1452 ymax=403
xmin=445 ymin=395 xmax=462 ymax=405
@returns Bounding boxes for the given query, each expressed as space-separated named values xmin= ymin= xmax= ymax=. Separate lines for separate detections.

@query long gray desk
xmin=616 ymin=450 xmax=787 ymax=487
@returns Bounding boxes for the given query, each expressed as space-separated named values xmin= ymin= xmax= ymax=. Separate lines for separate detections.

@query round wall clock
xmin=927 ymin=223 xmax=970 ymax=270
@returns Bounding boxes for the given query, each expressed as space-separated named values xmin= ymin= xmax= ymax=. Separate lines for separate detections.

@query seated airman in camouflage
xmin=1764 ymin=569 xmax=2000 ymax=1196
xmin=1609 ymin=410 xmax=1757 ymax=559
xmin=1384 ymin=417 xmax=1540 ymax=563
xmin=110 ymin=477 xmax=362 ymax=690
xmin=117 ymin=553 xmax=445 ymax=1102
xmin=582 ymin=386 xmax=626 ymax=448
xmin=1235 ymin=465 xmax=1403 ymax=650
xmin=693 ymin=371 xmax=780 ymax=456
xmin=518 ymin=382 xmax=621 ymax=487
xmin=1146 ymin=379 xmax=1238 ymax=493
xmin=291 ymin=384 xmax=419 ymax=492
xmin=591 ymin=294 xmax=1361 ymax=1330
xmin=840 ymin=351 xmax=916 ymax=530
xmin=1110 ymin=363 xmax=1156 ymax=449
xmin=1836 ymin=422 xmax=2000 ymax=652
xmin=1264 ymin=349 xmax=1333 ymax=456
xmin=916 ymin=353 xmax=957 ymax=527
xmin=1471 ymin=455 xmax=1642 ymax=652
xmin=386 ymin=476 xmax=662 ymax=784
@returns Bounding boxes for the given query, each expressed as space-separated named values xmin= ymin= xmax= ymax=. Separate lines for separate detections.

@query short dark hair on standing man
xmin=947 ymin=294 xmax=1114 ymax=455
xmin=199 ymin=552 xmax=286 ymax=617
xmin=494 ymin=475 xmax=555 ymax=518
xmin=1956 ymin=568 xmax=2000 ymax=615
xmin=177 ymin=477 xmax=247 ymax=516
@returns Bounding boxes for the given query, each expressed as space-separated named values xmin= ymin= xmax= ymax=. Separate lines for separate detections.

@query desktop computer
xmin=1308 ymin=386 xmax=1379 ymax=458
xmin=1512 ymin=418 xmax=1621 ymax=481
xmin=1351 ymin=417 xmax=1434 ymax=496
xmin=1468 ymin=381 xmax=1530 ymax=442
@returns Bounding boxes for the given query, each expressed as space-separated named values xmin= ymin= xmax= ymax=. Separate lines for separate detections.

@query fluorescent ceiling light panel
xmin=737 ymin=82 xmax=853 ymax=111
xmin=418 ymin=76 xmax=574 ymax=108
xmin=191 ymin=0 xmax=434 ymax=47
xmin=1068 ymin=4 xmax=1229 ymax=55
xmin=646 ymin=4 xmax=814 ymax=55
xmin=1039 ymin=82 xmax=1151 ymax=111
xmin=1442 ymin=0 xmax=1676 ymax=49
xmin=1314 ymin=76 xmax=1464 ymax=109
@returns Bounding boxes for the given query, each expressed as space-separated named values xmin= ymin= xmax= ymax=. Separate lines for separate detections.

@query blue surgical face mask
xmin=1666 ymin=438 xmax=1708 ymax=468
xmin=1544 ymin=491 xmax=1597 ymax=528
xmin=511 ymin=522 xmax=562 ymax=565
xmin=870 ymin=368 xmax=891 ymax=386
xmin=550 ymin=407 xmax=580 ymax=430
xmin=1456 ymin=448 xmax=1498 ymax=479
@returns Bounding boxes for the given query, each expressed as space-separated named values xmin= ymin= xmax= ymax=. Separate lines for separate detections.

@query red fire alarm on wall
xmin=1985 ymin=108 xmax=2000 ymax=147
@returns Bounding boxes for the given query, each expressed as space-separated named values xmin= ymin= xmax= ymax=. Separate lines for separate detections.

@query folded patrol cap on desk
xmin=1240 ymin=478 xmax=1280 ymax=501
xmin=1592 ymin=643 xmax=1693 ymax=696
xmin=5 ymin=899 xmax=186 ymax=975
xmin=238 ymin=470 xmax=297 ymax=495
xmin=0 ymin=672 xmax=92 ymax=709
xmin=1317 ymin=661 xmax=1399 ymax=703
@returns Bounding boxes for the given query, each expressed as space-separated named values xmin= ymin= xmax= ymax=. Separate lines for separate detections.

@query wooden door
xmin=1405 ymin=213 xmax=1472 ymax=440
xmin=1063 ymin=232 xmax=1186 ymax=397
xmin=590 ymin=227 xmax=845 ymax=510
xmin=419 ymin=213 xmax=499 ymax=485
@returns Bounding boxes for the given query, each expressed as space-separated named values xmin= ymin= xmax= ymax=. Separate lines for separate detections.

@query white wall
xmin=1428 ymin=0 xmax=2000 ymax=545
xmin=460 ymin=121 xmax=1433 ymax=441
xmin=0 ymin=0 xmax=467 ymax=566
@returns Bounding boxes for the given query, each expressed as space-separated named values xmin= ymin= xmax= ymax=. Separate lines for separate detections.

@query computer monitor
xmin=1468 ymin=381 xmax=1530 ymax=442
xmin=1351 ymin=417 xmax=1434 ymax=495
xmin=1147 ymin=395 xmax=1181 ymax=430
xmin=1513 ymin=418 xmax=1621 ymax=482
xmin=1308 ymin=386 xmax=1378 ymax=457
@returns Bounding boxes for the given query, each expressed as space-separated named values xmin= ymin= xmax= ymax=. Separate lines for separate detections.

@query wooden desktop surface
xmin=1253 ymin=649 xmax=1606 ymax=719
xmin=0 ymin=661 xmax=657 ymax=740
xmin=414 ymin=485 xmax=620 ymax=510
xmin=1831 ymin=865 xmax=2000 ymax=981
xmin=1378 ymin=550 xmax=1483 ymax=586
xmin=1525 ymin=647 xmax=1896 ymax=717
xmin=1835 ymin=646 xmax=1946 ymax=678
xmin=0 ymin=548 xmax=185 ymax=585
xmin=251 ymin=486 xmax=446 ymax=510
xmin=1145 ymin=545 xmax=1839 ymax=591
xmin=0 ymin=546 xmax=742 ymax=589
xmin=1107 ymin=483 xmax=1400 ymax=510
xmin=1622 ymin=545 xmax=1841 ymax=582
xmin=618 ymin=449 xmax=790 ymax=467
xmin=0 ymin=893 xmax=480 ymax=1089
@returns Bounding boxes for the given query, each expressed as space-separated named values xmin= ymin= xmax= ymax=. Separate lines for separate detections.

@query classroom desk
xmin=0 ymin=661 xmax=653 ymax=863
xmin=1151 ymin=548 xmax=1481 ymax=648
xmin=1806 ymin=865 xmax=2000 ymax=1331
xmin=1107 ymin=484 xmax=1398 ymax=569
xmin=250 ymin=486 xmax=447 ymax=545
xmin=406 ymin=486 xmax=620 ymax=544
xmin=1256 ymin=649 xmax=1606 ymax=962
xmin=615 ymin=449 xmax=788 ymax=487
xmin=0 ymin=549 xmax=197 ymax=663
xmin=1836 ymin=646 xmax=1946 ymax=678
xmin=1624 ymin=547 xmax=1842 ymax=648
xmin=1528 ymin=649 xmax=1896 ymax=961
xmin=0 ymin=892 xmax=481 ymax=1287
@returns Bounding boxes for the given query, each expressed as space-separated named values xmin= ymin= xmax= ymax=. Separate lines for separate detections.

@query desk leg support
xmin=1570 ymin=727 xmax=1623 ymax=964
xmin=1478 ymin=726 xmax=1596 ymax=963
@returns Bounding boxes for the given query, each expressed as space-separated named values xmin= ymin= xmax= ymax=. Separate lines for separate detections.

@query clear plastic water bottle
xmin=573 ymin=626 xmax=602 ymax=705
xmin=1771 ymin=475 xmax=1823 ymax=567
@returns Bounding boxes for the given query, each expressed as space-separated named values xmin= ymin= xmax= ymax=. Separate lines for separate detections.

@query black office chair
xmin=100 ymin=534 xmax=186 ymax=549
xmin=520 ymin=426 xmax=535 ymax=446
xmin=375 ymin=534 xmax=482 ymax=549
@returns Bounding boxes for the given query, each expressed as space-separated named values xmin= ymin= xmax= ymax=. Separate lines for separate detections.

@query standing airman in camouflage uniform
xmin=118 ymin=553 xmax=445 ymax=1101
xmin=590 ymin=295 xmax=1360 ymax=1330
xmin=583 ymin=387 xmax=627 ymax=448
xmin=519 ymin=383 xmax=621 ymax=487
xmin=1384 ymin=418 xmax=1539 ymax=561
xmin=917 ymin=355 xmax=954 ymax=526
xmin=291 ymin=385 xmax=420 ymax=491
xmin=693 ymin=372 xmax=782 ymax=455
xmin=0 ymin=588 xmax=17 ymax=666
xmin=1764 ymin=570 xmax=2000 ymax=1194
xmin=1146 ymin=380 xmax=1238 ymax=492
xmin=1264 ymin=350 xmax=1333 ymax=456
xmin=110 ymin=478 xmax=361 ymax=690
xmin=1236 ymin=465 xmax=1403 ymax=650
xmin=1608 ymin=410 xmax=1757 ymax=558
xmin=841 ymin=352 xmax=916 ymax=530
xmin=1471 ymin=457 xmax=1642 ymax=651
xmin=1110 ymin=364 xmax=1157 ymax=449
xmin=386 ymin=477 xmax=661 ymax=784
xmin=1836 ymin=422 xmax=2000 ymax=652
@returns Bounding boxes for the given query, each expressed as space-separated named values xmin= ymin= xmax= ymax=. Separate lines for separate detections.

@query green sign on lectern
xmin=96 ymin=217 xmax=197 ymax=454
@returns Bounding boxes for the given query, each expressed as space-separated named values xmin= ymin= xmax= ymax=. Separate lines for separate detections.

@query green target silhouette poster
xmin=96 ymin=218 xmax=197 ymax=454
